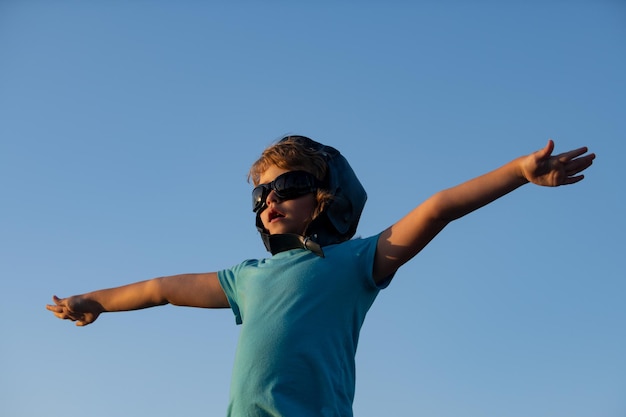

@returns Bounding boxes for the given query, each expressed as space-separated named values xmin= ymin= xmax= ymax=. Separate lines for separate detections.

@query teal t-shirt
xmin=218 ymin=234 xmax=384 ymax=417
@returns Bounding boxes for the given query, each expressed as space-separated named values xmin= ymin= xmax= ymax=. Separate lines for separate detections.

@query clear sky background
xmin=1 ymin=2 xmax=624 ymax=416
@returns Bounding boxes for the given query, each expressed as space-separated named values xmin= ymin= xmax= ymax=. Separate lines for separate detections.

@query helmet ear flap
xmin=320 ymin=147 xmax=367 ymax=241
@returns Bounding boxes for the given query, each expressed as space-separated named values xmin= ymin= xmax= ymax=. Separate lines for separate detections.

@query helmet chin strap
xmin=260 ymin=232 xmax=325 ymax=257
xmin=256 ymin=210 xmax=325 ymax=257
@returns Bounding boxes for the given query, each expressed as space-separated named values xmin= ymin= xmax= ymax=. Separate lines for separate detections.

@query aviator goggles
xmin=252 ymin=170 xmax=320 ymax=213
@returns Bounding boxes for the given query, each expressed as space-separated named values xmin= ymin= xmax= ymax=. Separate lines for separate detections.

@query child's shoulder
xmin=325 ymin=233 xmax=380 ymax=256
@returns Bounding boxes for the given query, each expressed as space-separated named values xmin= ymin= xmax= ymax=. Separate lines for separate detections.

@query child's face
xmin=258 ymin=165 xmax=317 ymax=236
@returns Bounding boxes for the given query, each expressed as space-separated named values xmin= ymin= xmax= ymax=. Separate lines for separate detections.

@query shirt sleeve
xmin=356 ymin=233 xmax=395 ymax=290
xmin=217 ymin=266 xmax=243 ymax=325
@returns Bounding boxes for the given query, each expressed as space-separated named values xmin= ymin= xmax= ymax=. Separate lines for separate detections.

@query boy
xmin=47 ymin=135 xmax=595 ymax=416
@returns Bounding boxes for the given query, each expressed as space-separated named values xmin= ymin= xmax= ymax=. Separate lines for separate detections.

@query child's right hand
xmin=46 ymin=295 xmax=104 ymax=326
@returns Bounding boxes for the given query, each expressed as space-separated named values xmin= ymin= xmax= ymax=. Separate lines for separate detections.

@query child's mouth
xmin=268 ymin=210 xmax=285 ymax=223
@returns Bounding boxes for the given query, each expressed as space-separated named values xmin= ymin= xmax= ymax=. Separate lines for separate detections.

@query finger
xmin=565 ymin=154 xmax=595 ymax=176
xmin=51 ymin=310 xmax=76 ymax=320
xmin=46 ymin=304 xmax=63 ymax=313
xmin=48 ymin=296 xmax=70 ymax=314
xmin=48 ymin=309 xmax=64 ymax=319
xmin=76 ymin=314 xmax=95 ymax=326
xmin=537 ymin=139 xmax=555 ymax=160
xmin=557 ymin=146 xmax=589 ymax=163
xmin=563 ymin=174 xmax=585 ymax=185
xmin=47 ymin=300 xmax=84 ymax=321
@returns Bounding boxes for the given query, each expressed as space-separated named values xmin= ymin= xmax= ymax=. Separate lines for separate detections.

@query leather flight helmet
xmin=255 ymin=135 xmax=367 ymax=256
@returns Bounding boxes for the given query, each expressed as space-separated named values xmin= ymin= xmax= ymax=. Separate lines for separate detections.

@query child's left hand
xmin=521 ymin=140 xmax=595 ymax=187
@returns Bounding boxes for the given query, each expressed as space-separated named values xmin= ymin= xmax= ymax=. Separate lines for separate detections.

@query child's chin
xmin=269 ymin=228 xmax=291 ymax=235
xmin=268 ymin=225 xmax=302 ymax=236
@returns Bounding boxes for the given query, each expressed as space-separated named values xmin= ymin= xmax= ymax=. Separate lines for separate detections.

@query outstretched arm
xmin=46 ymin=272 xmax=229 ymax=326
xmin=373 ymin=140 xmax=595 ymax=283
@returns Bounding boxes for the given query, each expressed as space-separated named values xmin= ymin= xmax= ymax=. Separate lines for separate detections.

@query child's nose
xmin=266 ymin=190 xmax=280 ymax=206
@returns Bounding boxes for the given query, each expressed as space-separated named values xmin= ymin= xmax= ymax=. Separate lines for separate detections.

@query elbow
xmin=150 ymin=278 xmax=171 ymax=307
xmin=426 ymin=191 xmax=459 ymax=223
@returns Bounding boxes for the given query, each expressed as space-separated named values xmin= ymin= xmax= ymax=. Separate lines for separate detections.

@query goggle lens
xmin=252 ymin=171 xmax=319 ymax=213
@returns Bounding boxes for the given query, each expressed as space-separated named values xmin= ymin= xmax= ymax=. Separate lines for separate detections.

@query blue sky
xmin=1 ymin=2 xmax=624 ymax=416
